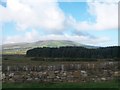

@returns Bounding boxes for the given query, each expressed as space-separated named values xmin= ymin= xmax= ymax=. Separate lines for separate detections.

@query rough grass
xmin=2 ymin=81 xmax=120 ymax=88
xmin=2 ymin=55 xmax=100 ymax=66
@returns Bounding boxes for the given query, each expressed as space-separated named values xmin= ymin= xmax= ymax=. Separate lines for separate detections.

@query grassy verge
xmin=2 ymin=81 xmax=120 ymax=88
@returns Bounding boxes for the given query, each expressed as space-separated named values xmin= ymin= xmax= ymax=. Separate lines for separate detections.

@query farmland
xmin=1 ymin=55 xmax=120 ymax=88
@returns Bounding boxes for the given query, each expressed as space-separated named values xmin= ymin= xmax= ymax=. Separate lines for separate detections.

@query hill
xmin=1 ymin=40 xmax=98 ymax=54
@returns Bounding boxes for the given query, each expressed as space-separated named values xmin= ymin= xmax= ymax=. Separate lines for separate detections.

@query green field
xmin=2 ymin=55 xmax=100 ymax=66
xmin=2 ymin=81 xmax=120 ymax=88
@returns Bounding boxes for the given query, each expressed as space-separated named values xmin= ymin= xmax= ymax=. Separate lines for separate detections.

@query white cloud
xmin=0 ymin=0 xmax=65 ymax=31
xmin=0 ymin=0 xmax=117 ymax=46
xmin=58 ymin=0 xmax=119 ymax=2
xmin=0 ymin=24 xmax=2 ymax=45
xmin=3 ymin=32 xmax=110 ymax=46
xmin=3 ymin=30 xmax=39 ymax=44
xmin=68 ymin=2 xmax=118 ymax=31
xmin=0 ymin=1 xmax=118 ymax=31
xmin=88 ymin=2 xmax=118 ymax=30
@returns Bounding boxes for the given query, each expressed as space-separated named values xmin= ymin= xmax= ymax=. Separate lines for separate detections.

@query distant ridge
xmin=1 ymin=40 xmax=98 ymax=54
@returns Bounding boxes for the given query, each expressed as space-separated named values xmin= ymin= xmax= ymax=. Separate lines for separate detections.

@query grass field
xmin=2 ymin=55 xmax=112 ymax=66
xmin=2 ymin=81 xmax=120 ymax=88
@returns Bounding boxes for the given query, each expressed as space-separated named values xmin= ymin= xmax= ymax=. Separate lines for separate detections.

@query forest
xmin=26 ymin=46 xmax=120 ymax=59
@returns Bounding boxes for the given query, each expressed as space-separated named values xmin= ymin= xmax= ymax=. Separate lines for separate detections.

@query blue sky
xmin=59 ymin=2 xmax=96 ymax=22
xmin=0 ymin=0 xmax=118 ymax=46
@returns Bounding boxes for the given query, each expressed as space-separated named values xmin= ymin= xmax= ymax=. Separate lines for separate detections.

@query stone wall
xmin=1 ymin=62 xmax=120 ymax=83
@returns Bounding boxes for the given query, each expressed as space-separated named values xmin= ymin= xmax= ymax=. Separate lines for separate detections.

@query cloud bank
xmin=0 ymin=0 xmax=118 ymax=46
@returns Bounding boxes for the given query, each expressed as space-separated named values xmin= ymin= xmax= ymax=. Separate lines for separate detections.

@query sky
xmin=0 ymin=0 xmax=119 ymax=46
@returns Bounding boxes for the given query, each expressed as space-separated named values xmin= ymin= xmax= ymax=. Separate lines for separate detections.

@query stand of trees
xmin=26 ymin=46 xmax=120 ymax=59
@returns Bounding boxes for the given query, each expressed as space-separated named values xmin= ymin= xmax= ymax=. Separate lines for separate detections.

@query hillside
xmin=1 ymin=40 xmax=98 ymax=54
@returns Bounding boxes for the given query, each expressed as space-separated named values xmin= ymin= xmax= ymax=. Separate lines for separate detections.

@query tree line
xmin=26 ymin=46 xmax=120 ymax=60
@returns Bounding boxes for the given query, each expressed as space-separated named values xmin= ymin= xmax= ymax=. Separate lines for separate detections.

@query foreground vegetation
xmin=2 ymin=53 xmax=120 ymax=89
xmin=3 ymin=54 xmax=119 ymax=66
xmin=2 ymin=81 xmax=120 ymax=88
